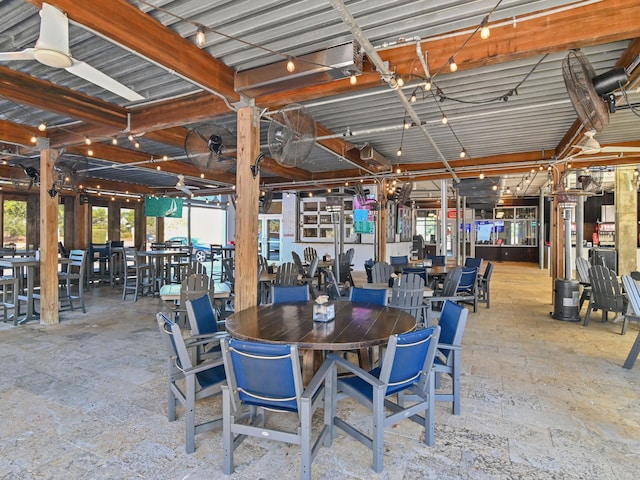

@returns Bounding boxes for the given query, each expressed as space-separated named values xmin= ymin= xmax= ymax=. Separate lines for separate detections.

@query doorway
xmin=258 ymin=215 xmax=282 ymax=262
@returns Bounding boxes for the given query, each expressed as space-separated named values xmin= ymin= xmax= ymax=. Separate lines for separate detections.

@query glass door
xmin=258 ymin=215 xmax=282 ymax=261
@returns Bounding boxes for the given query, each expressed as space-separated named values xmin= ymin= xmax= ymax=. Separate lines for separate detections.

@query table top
xmin=226 ymin=301 xmax=416 ymax=350
xmin=159 ymin=283 xmax=231 ymax=300
xmin=0 ymin=257 xmax=71 ymax=267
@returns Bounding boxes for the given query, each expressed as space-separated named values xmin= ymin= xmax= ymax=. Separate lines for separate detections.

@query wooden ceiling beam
xmin=0 ymin=119 xmax=42 ymax=147
xmin=26 ymin=0 xmax=239 ymax=103
xmin=0 ymin=67 xmax=127 ymax=128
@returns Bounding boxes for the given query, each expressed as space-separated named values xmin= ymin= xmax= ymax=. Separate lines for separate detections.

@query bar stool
xmin=0 ymin=276 xmax=18 ymax=325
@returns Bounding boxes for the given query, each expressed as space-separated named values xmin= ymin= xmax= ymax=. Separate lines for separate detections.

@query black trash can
xmin=552 ymin=279 xmax=581 ymax=322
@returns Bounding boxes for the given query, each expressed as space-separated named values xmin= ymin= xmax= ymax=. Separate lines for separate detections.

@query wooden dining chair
xmin=371 ymin=261 xmax=394 ymax=284
xmin=274 ymin=261 xmax=299 ymax=286
xmin=390 ymin=273 xmax=427 ymax=325
xmin=303 ymin=246 xmax=317 ymax=264
xmin=585 ymin=265 xmax=626 ymax=327
xmin=58 ymin=249 xmax=87 ymax=313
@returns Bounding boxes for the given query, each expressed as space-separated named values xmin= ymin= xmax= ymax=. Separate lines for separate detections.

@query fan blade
xmin=0 ymin=48 xmax=37 ymax=61
xmin=207 ymin=152 xmax=215 ymax=169
xmin=599 ymin=146 xmax=640 ymax=153
xmin=66 ymin=59 xmax=144 ymax=101
xmin=37 ymin=3 xmax=71 ymax=55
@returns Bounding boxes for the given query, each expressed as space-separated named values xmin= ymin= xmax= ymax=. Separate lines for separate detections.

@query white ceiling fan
xmin=175 ymin=174 xmax=199 ymax=197
xmin=0 ymin=3 xmax=144 ymax=101
xmin=572 ymin=130 xmax=640 ymax=156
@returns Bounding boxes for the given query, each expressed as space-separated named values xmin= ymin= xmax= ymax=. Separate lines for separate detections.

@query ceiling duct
xmin=359 ymin=144 xmax=391 ymax=172
xmin=453 ymin=177 xmax=502 ymax=208
xmin=235 ymin=41 xmax=362 ymax=97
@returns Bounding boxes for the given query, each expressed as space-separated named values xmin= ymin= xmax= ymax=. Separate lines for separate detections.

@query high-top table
xmin=226 ymin=301 xmax=416 ymax=384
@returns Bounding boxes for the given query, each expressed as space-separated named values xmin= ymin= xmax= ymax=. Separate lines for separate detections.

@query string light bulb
xmin=441 ymin=115 xmax=448 ymax=125
xmin=38 ymin=122 xmax=46 ymax=132
xmin=128 ymin=134 xmax=134 ymax=141
xmin=286 ymin=57 xmax=295 ymax=73
xmin=111 ymin=137 xmax=118 ymax=145
xmin=195 ymin=26 xmax=206 ymax=47
xmin=492 ymin=184 xmax=497 ymax=191
xmin=30 ymin=135 xmax=37 ymax=144
xmin=396 ymin=147 xmax=403 ymax=157
xmin=480 ymin=16 xmax=490 ymax=40
xmin=396 ymin=75 xmax=404 ymax=87
xmin=349 ymin=73 xmax=357 ymax=85
xmin=448 ymin=57 xmax=458 ymax=72
xmin=424 ymin=78 xmax=432 ymax=91
xmin=84 ymin=137 xmax=91 ymax=145
xmin=410 ymin=92 xmax=417 ymax=103
xmin=460 ymin=149 xmax=467 ymax=158
xmin=479 ymin=172 xmax=485 ymax=180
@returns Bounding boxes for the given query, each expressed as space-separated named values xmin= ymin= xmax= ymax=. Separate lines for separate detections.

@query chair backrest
xmin=589 ymin=264 xmax=624 ymax=311
xmin=464 ymin=257 xmax=483 ymax=271
xmin=324 ymin=268 xmax=346 ymax=300
xmin=350 ymin=286 xmax=387 ymax=305
xmin=335 ymin=252 xmax=352 ymax=283
xmin=482 ymin=261 xmax=494 ymax=282
xmin=186 ymin=294 xmax=219 ymax=336
xmin=221 ymin=337 xmax=303 ymax=413
xmin=457 ymin=267 xmax=478 ymax=293
xmin=303 ymin=246 xmax=317 ymax=263
xmin=436 ymin=300 xmax=469 ymax=365
xmin=390 ymin=273 xmax=425 ymax=321
xmin=390 ymin=255 xmax=408 ymax=266
xmin=258 ymin=255 xmax=268 ymax=272
xmin=58 ymin=241 xmax=68 ymax=257
xmin=427 ymin=255 xmax=446 ymax=266
xmin=622 ymin=275 xmax=640 ymax=316
xmin=180 ymin=273 xmax=212 ymax=306
xmin=157 ymin=312 xmax=194 ymax=371
xmin=67 ymin=249 xmax=86 ymax=269
xmin=222 ymin=258 xmax=235 ymax=288
xmin=371 ymin=261 xmax=394 ymax=284
xmin=576 ymin=257 xmax=590 ymax=284
xmin=401 ymin=267 xmax=427 ymax=285
xmin=274 ymin=262 xmax=299 ymax=286
xmin=346 ymin=247 xmax=355 ymax=263
xmin=291 ymin=251 xmax=305 ymax=275
xmin=272 ymin=285 xmax=309 ymax=304
xmin=305 ymin=256 xmax=319 ymax=279
xmin=441 ymin=267 xmax=462 ymax=297
xmin=378 ymin=325 xmax=441 ymax=396
xmin=189 ymin=260 xmax=207 ymax=276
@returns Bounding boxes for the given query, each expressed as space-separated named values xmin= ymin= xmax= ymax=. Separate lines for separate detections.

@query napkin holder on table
xmin=313 ymin=295 xmax=335 ymax=322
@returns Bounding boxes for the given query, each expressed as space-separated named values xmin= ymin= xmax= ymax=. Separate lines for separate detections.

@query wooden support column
xmin=616 ymin=165 xmax=637 ymax=274
xmin=40 ymin=148 xmax=59 ymax=325
xmin=234 ymin=106 xmax=260 ymax=312
xmin=377 ymin=179 xmax=387 ymax=262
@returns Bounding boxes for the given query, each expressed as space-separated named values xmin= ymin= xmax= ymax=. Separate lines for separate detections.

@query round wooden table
xmin=226 ymin=301 xmax=416 ymax=383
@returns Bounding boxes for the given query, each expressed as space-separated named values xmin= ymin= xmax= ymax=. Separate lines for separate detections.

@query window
xmin=58 ymin=204 xmax=64 ymax=242
xmin=120 ymin=207 xmax=135 ymax=246
xmin=3 ymin=199 xmax=27 ymax=249
xmin=475 ymin=207 xmax=537 ymax=246
xmin=92 ymin=206 xmax=108 ymax=243
xmin=416 ymin=210 xmax=438 ymax=243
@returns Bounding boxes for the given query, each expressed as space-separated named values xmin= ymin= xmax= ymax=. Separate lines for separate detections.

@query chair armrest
xmin=326 ymin=353 xmax=385 ymax=388
xmin=301 ymin=356 xmax=335 ymax=399
xmin=177 ymin=356 xmax=224 ymax=375
xmin=436 ymin=343 xmax=461 ymax=352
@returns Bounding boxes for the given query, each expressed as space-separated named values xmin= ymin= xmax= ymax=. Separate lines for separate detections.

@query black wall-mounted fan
xmin=49 ymin=153 xmax=88 ymax=197
xmin=184 ymin=124 xmax=237 ymax=173
xmin=562 ymin=49 xmax=628 ymax=132
xmin=259 ymin=189 xmax=273 ymax=214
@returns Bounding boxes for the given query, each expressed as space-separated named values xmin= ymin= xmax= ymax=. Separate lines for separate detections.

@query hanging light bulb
xmin=134 ymin=141 xmax=140 ymax=149
xmin=349 ymin=73 xmax=357 ymax=85
xmin=128 ymin=134 xmax=134 ymax=142
xmin=424 ymin=78 xmax=432 ymax=91
xmin=396 ymin=147 xmax=403 ymax=157
xmin=459 ymin=149 xmax=467 ymax=158
xmin=111 ymin=137 xmax=118 ymax=145
xmin=441 ymin=115 xmax=448 ymax=125
xmin=448 ymin=57 xmax=458 ymax=72
xmin=539 ymin=165 xmax=543 ymax=171
xmin=200 ymin=173 xmax=205 ymax=178
xmin=87 ymin=148 xmax=94 ymax=156
xmin=480 ymin=16 xmax=490 ymax=40
xmin=410 ymin=92 xmax=417 ymax=103
xmin=30 ymin=135 xmax=37 ymax=144
xmin=479 ymin=172 xmax=485 ymax=180
xmin=38 ymin=122 xmax=46 ymax=132
xmin=195 ymin=26 xmax=206 ymax=47
xmin=286 ymin=57 xmax=295 ymax=73
xmin=396 ymin=75 xmax=404 ymax=87
xmin=403 ymin=120 xmax=410 ymax=129
xmin=84 ymin=137 xmax=92 ymax=145
xmin=492 ymin=184 xmax=497 ymax=191
xmin=506 ymin=186 xmax=512 ymax=194
xmin=156 ymin=165 xmax=161 ymax=171
xmin=396 ymin=167 xmax=401 ymax=174
xmin=516 ymin=185 xmax=521 ymax=191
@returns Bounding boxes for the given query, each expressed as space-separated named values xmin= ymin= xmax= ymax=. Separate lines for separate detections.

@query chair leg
xmin=584 ymin=299 xmax=594 ymax=326
xmin=452 ymin=350 xmax=461 ymax=415
xmin=623 ymin=329 xmax=640 ymax=369
xmin=222 ymin=387 xmax=234 ymax=474
xmin=371 ymin=386 xmax=385 ymax=473
xmin=185 ymin=375 xmax=196 ymax=454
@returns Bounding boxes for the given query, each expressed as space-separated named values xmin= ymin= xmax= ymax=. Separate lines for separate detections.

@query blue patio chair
xmin=328 ymin=325 xmax=441 ymax=473
xmin=463 ymin=257 xmax=483 ymax=270
xmin=271 ymin=284 xmax=310 ymax=304
xmin=156 ymin=312 xmax=225 ymax=453
xmin=350 ymin=286 xmax=387 ymax=305
xmin=389 ymin=255 xmax=408 ymax=266
xmin=220 ymin=338 xmax=333 ymax=480
xmin=401 ymin=266 xmax=428 ymax=285
xmin=433 ymin=300 xmax=469 ymax=414
xmin=456 ymin=266 xmax=479 ymax=312
xmin=427 ymin=255 xmax=446 ymax=266
xmin=186 ymin=294 xmax=228 ymax=362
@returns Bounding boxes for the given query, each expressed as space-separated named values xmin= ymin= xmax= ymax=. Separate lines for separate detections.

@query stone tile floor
xmin=1 ymin=262 xmax=639 ymax=479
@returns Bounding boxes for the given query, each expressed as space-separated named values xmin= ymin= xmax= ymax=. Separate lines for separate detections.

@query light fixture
xmin=492 ymin=184 xmax=497 ymax=191
xmin=539 ymin=165 xmax=543 ymax=171
xmin=286 ymin=57 xmax=295 ymax=73
xmin=396 ymin=147 xmax=403 ymax=157
xmin=396 ymin=75 xmax=404 ymax=87
xmin=162 ymin=155 xmax=168 ymax=161
xmin=111 ymin=137 xmax=118 ymax=145
xmin=424 ymin=78 xmax=432 ymax=91
xmin=441 ymin=115 xmax=448 ymax=125
xmin=516 ymin=185 xmax=521 ymax=191
xmin=410 ymin=91 xmax=417 ymax=103
xmin=84 ymin=136 xmax=91 ymax=145
xmin=195 ymin=26 xmax=206 ymax=47
xmin=30 ymin=135 xmax=37 ymax=144
xmin=479 ymin=172 xmax=485 ymax=179
xmin=459 ymin=149 xmax=467 ymax=158
xmin=480 ymin=16 xmax=490 ymax=40
xmin=156 ymin=165 xmax=161 ymax=171
xmin=134 ymin=141 xmax=140 ymax=149
xmin=506 ymin=186 xmax=511 ymax=194
xmin=531 ymin=168 xmax=535 ymax=174
xmin=396 ymin=167 xmax=401 ymax=174
xmin=403 ymin=119 xmax=410 ymax=129
xmin=567 ymin=161 xmax=572 ymax=169
xmin=87 ymin=148 xmax=94 ymax=156
xmin=38 ymin=122 xmax=46 ymax=132
xmin=200 ymin=173 xmax=205 ymax=178
xmin=127 ymin=134 xmax=134 ymax=141
xmin=349 ymin=73 xmax=357 ymax=85
xmin=448 ymin=57 xmax=458 ymax=72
